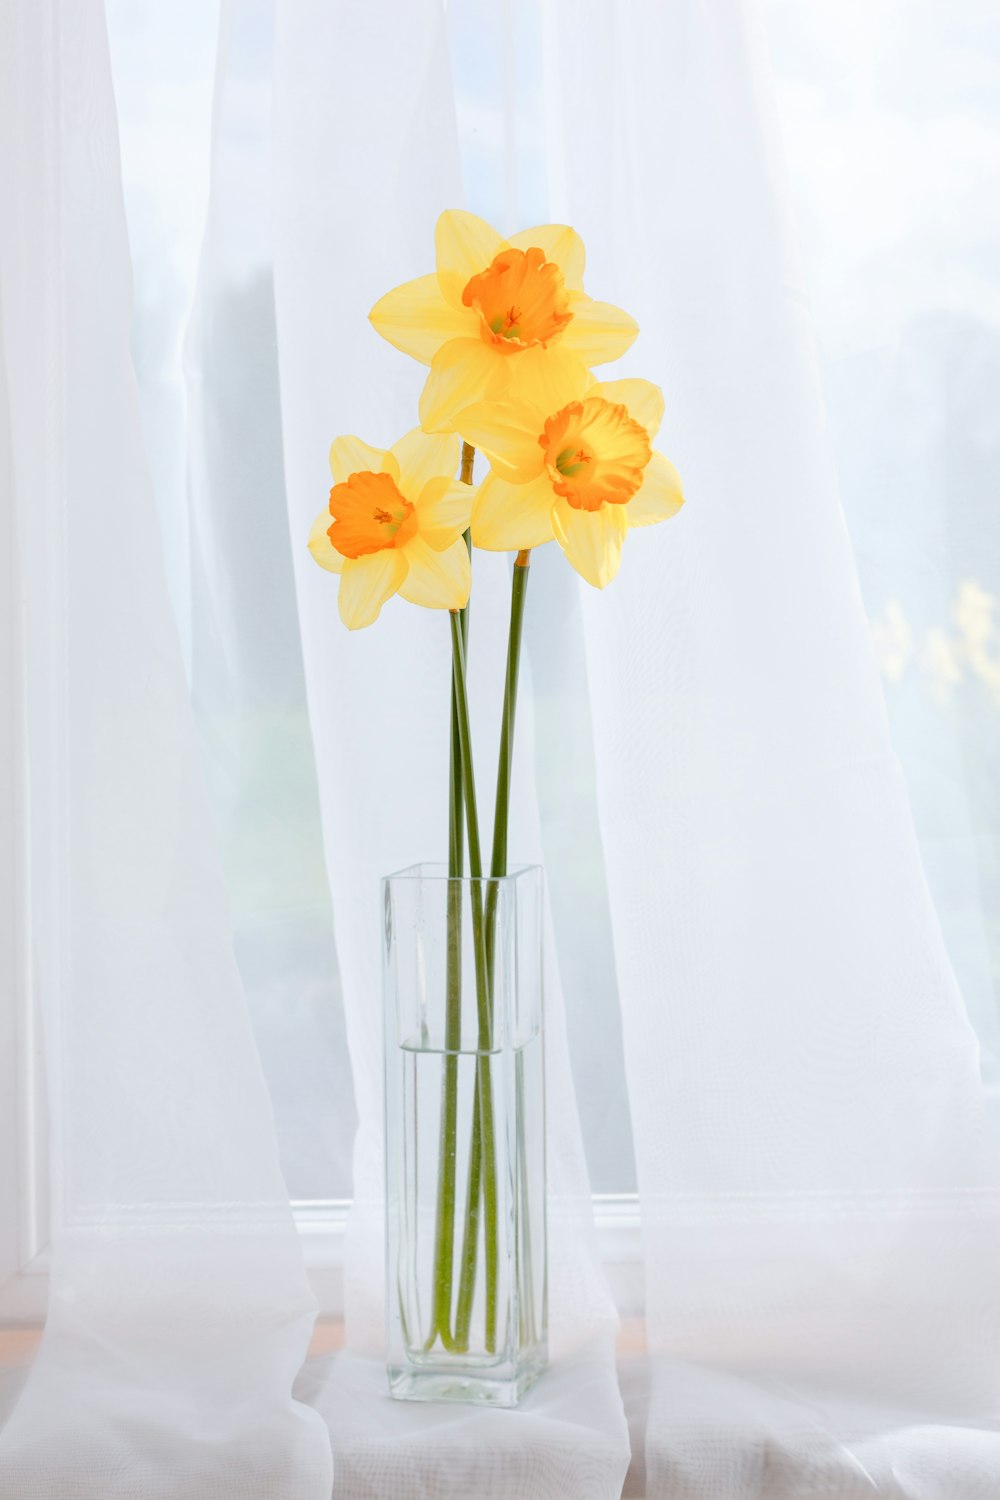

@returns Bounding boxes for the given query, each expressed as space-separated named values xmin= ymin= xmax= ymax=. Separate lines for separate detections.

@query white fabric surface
xmin=0 ymin=0 xmax=330 ymax=1494
xmin=1 ymin=0 xmax=1000 ymax=1496
xmin=553 ymin=0 xmax=1000 ymax=1492
xmin=294 ymin=1345 xmax=627 ymax=1500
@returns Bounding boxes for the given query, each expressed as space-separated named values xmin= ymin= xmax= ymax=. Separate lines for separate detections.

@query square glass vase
xmin=383 ymin=862 xmax=547 ymax=1407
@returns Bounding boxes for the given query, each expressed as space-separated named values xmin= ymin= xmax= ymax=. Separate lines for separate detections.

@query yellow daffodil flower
xmin=308 ymin=428 xmax=472 ymax=629
xmin=459 ymin=378 xmax=684 ymax=589
xmin=369 ymin=210 xmax=639 ymax=434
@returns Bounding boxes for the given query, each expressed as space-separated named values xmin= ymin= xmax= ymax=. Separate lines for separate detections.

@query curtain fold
xmin=552 ymin=0 xmax=1000 ymax=1492
xmin=0 ymin=2 xmax=331 ymax=1494
xmin=180 ymin=0 xmax=356 ymax=1210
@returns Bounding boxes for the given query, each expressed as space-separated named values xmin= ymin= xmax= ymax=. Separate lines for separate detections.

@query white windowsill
xmin=0 ymin=1194 xmax=644 ymax=1325
xmin=297 ymin=1193 xmax=644 ymax=1319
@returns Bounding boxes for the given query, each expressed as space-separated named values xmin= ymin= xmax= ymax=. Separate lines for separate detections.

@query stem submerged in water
xmin=449 ymin=607 xmax=500 ymax=1351
xmin=427 ymin=612 xmax=466 ymax=1350
xmin=454 ymin=549 xmax=531 ymax=1351
xmin=427 ymin=440 xmax=532 ymax=1360
xmin=428 ymin=449 xmax=474 ymax=1351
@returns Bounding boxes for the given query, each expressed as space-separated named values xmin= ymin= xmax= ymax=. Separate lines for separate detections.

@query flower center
xmin=539 ymin=397 xmax=651 ymax=511
xmin=462 ymin=247 xmax=573 ymax=354
xmin=327 ymin=470 xmax=419 ymax=558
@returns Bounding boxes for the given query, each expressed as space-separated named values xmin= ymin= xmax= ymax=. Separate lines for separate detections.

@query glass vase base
xmin=388 ymin=1355 xmax=545 ymax=1409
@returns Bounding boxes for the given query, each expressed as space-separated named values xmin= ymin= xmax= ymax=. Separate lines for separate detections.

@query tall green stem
xmin=495 ymin=553 xmax=536 ymax=1350
xmin=453 ymin=1054 xmax=482 ymax=1343
xmin=454 ymin=550 xmax=531 ymax=1350
xmin=485 ymin=550 xmax=531 ymax=981
xmin=427 ymin=451 xmax=474 ymax=1350
xmin=449 ymin=607 xmax=500 ymax=1351
xmin=426 ymin=596 xmax=465 ymax=1350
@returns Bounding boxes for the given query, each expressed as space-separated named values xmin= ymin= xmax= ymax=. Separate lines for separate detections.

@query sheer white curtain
xmin=554 ymin=0 xmax=1000 ymax=1493
xmin=3 ymin=0 xmax=1000 ymax=1497
xmin=767 ymin=0 xmax=1000 ymax=1118
xmin=0 ymin=0 xmax=330 ymax=1495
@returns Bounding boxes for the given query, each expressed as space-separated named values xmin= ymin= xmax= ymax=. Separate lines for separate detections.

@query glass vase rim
xmin=382 ymin=860 xmax=542 ymax=886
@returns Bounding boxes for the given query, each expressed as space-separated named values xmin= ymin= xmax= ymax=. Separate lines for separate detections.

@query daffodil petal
xmin=391 ymin=428 xmax=461 ymax=498
xmin=329 ymin=435 xmax=388 ymax=484
xmin=506 ymin=224 xmax=585 ymax=290
xmin=435 ymin=209 xmax=507 ymax=308
xmin=308 ymin=509 xmax=344 ymax=574
xmin=368 ymin=273 xmax=473 ymax=366
xmin=592 ymin=378 xmax=665 ymax=439
xmin=562 ymin=294 xmax=639 ymax=366
xmin=419 ymin=338 xmax=510 ymax=434
xmin=398 ymin=534 xmax=471 ymax=610
xmin=472 ymin=471 xmax=556 ymax=552
xmin=457 ymin=399 xmax=546 ymax=483
xmin=417 ymin=477 xmax=474 ymax=551
xmin=508 ymin=344 xmax=591 ymax=418
xmin=627 ymin=451 xmax=685 ymax=527
xmin=551 ymin=498 xmax=628 ymax=588
xmin=337 ymin=549 xmax=407 ymax=630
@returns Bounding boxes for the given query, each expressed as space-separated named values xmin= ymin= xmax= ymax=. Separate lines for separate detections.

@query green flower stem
xmin=427 ymin=453 xmax=474 ymax=1351
xmin=427 ymin=591 xmax=466 ymax=1350
xmin=453 ymin=1063 xmax=482 ymax=1344
xmin=449 ymin=605 xmax=500 ymax=1352
xmin=454 ymin=548 xmax=531 ymax=1351
xmin=486 ymin=551 xmax=532 ymax=1345
xmin=485 ymin=549 xmax=531 ymax=983
xmin=492 ymin=552 xmax=532 ymax=1351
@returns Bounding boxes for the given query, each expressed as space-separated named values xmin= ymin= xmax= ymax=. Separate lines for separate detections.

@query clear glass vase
xmin=382 ymin=862 xmax=547 ymax=1407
